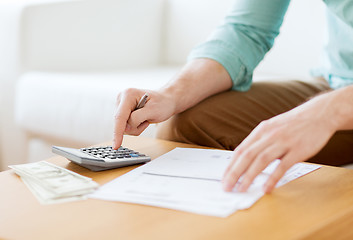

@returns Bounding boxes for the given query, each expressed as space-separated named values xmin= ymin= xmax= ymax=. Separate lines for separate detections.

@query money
xmin=9 ymin=161 xmax=99 ymax=204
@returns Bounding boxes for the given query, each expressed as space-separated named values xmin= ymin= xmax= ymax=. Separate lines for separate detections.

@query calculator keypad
xmin=81 ymin=146 xmax=145 ymax=160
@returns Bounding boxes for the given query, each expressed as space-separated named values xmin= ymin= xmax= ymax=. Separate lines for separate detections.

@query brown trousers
xmin=156 ymin=79 xmax=353 ymax=166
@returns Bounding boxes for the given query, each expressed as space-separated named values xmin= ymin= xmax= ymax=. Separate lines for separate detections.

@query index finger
xmin=113 ymin=95 xmax=137 ymax=149
xmin=223 ymin=122 xmax=265 ymax=178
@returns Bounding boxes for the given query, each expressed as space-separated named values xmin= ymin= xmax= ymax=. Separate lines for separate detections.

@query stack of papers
xmin=89 ymin=148 xmax=320 ymax=217
xmin=10 ymin=161 xmax=99 ymax=204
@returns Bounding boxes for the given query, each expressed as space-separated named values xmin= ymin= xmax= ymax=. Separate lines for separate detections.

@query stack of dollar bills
xmin=10 ymin=161 xmax=99 ymax=204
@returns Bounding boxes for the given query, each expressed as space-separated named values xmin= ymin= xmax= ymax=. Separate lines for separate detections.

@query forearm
xmin=326 ymin=85 xmax=353 ymax=130
xmin=160 ymin=58 xmax=232 ymax=114
xmin=299 ymin=84 xmax=353 ymax=132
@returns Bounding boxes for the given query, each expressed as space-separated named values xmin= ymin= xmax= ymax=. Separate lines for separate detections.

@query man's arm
xmin=113 ymin=0 xmax=291 ymax=148
xmin=222 ymin=85 xmax=353 ymax=194
xmin=113 ymin=59 xmax=232 ymax=148
xmin=330 ymin=85 xmax=353 ymax=130
xmin=189 ymin=0 xmax=290 ymax=91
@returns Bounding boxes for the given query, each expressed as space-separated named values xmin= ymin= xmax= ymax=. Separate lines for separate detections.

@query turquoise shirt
xmin=188 ymin=0 xmax=353 ymax=91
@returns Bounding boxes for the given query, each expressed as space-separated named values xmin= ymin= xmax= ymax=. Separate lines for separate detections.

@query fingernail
xmin=125 ymin=124 xmax=131 ymax=132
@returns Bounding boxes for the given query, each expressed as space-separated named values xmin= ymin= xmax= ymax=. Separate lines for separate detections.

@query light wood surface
xmin=1 ymin=136 xmax=353 ymax=240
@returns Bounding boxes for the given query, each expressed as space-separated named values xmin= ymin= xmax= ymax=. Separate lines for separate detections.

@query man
xmin=113 ymin=0 xmax=353 ymax=194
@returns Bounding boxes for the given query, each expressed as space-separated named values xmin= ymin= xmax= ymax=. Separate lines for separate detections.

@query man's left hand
xmin=222 ymin=94 xmax=337 ymax=193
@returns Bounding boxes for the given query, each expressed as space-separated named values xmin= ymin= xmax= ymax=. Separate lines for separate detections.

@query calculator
xmin=52 ymin=146 xmax=151 ymax=171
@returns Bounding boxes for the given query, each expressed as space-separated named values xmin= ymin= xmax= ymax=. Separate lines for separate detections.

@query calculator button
xmin=79 ymin=146 xmax=150 ymax=164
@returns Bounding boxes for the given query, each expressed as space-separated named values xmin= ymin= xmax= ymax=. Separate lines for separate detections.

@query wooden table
xmin=1 ymin=136 xmax=353 ymax=240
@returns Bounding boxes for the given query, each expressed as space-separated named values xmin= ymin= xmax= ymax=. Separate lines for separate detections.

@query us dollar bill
xmin=10 ymin=161 xmax=99 ymax=200
xmin=21 ymin=176 xmax=88 ymax=204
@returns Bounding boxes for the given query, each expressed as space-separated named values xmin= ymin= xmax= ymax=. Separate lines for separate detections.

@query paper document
xmin=89 ymin=148 xmax=320 ymax=217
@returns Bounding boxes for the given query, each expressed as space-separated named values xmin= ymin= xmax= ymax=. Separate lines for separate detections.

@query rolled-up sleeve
xmin=188 ymin=0 xmax=291 ymax=91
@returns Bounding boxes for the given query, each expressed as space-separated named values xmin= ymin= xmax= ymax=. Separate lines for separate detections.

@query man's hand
xmin=113 ymin=59 xmax=233 ymax=149
xmin=113 ymin=88 xmax=177 ymax=149
xmin=222 ymin=91 xmax=339 ymax=194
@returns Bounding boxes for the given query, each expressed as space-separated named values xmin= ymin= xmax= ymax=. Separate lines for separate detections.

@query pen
xmin=135 ymin=93 xmax=149 ymax=110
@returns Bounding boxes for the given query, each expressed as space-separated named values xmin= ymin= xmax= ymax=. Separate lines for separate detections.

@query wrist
xmin=329 ymin=85 xmax=353 ymax=130
xmin=311 ymin=85 xmax=353 ymax=131
xmin=159 ymin=81 xmax=186 ymax=115
xmin=159 ymin=59 xmax=233 ymax=115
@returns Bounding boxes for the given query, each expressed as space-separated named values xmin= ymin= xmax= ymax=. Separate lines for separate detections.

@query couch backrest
xmin=163 ymin=0 xmax=234 ymax=65
xmin=163 ymin=0 xmax=327 ymax=79
xmin=21 ymin=0 xmax=165 ymax=71
xmin=19 ymin=0 xmax=326 ymax=78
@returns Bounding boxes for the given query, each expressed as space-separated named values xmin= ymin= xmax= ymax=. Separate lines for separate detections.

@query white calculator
xmin=52 ymin=145 xmax=151 ymax=171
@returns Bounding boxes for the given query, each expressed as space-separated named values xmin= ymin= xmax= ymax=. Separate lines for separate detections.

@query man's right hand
xmin=113 ymin=59 xmax=233 ymax=149
xmin=113 ymin=88 xmax=177 ymax=149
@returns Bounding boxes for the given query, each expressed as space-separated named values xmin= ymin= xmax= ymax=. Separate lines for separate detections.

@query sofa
xmin=0 ymin=0 xmax=326 ymax=170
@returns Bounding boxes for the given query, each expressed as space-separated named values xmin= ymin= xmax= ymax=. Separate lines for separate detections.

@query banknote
xmin=10 ymin=161 xmax=99 ymax=204
xmin=21 ymin=177 xmax=88 ymax=204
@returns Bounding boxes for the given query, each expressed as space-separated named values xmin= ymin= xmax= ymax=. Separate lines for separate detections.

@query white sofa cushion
xmin=15 ymin=67 xmax=179 ymax=144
